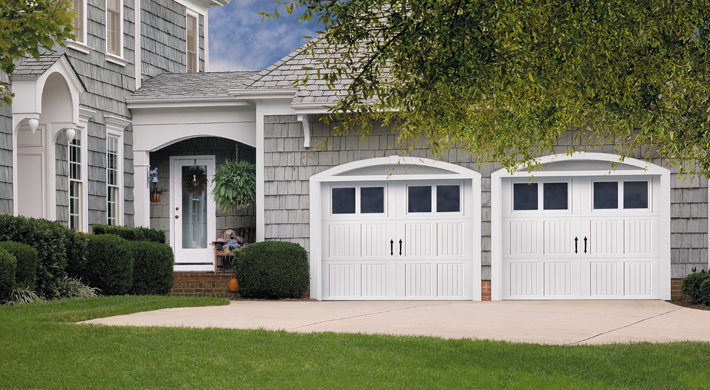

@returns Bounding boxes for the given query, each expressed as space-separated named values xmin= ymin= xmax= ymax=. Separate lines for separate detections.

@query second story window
xmin=73 ymin=0 xmax=85 ymax=44
xmin=186 ymin=13 xmax=198 ymax=72
xmin=107 ymin=136 xmax=119 ymax=225
xmin=106 ymin=0 xmax=122 ymax=56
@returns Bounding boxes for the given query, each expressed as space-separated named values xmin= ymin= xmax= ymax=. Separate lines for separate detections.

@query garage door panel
xmin=588 ymin=219 xmax=620 ymax=254
xmin=589 ymin=262 xmax=620 ymax=296
xmin=509 ymin=220 xmax=539 ymax=255
xmin=624 ymin=261 xmax=654 ymax=296
xmin=544 ymin=262 xmax=573 ymax=296
xmin=327 ymin=223 xmax=358 ymax=258
xmin=543 ymin=220 xmax=574 ymax=255
xmin=404 ymin=263 xmax=433 ymax=297
xmin=438 ymin=223 xmax=464 ymax=256
xmin=328 ymin=263 xmax=357 ymax=297
xmin=404 ymin=223 xmax=434 ymax=257
xmin=508 ymin=262 xmax=539 ymax=297
xmin=361 ymin=222 xmax=395 ymax=258
xmin=361 ymin=264 xmax=390 ymax=297
xmin=437 ymin=263 xmax=465 ymax=297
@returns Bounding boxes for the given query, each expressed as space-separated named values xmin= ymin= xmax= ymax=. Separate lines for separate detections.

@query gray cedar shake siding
xmin=149 ymin=138 xmax=256 ymax=244
xmin=0 ymin=73 xmax=12 ymax=214
xmin=262 ymin=115 xmax=709 ymax=280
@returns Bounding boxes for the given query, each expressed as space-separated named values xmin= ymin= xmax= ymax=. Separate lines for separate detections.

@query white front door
xmin=322 ymin=180 xmax=474 ymax=300
xmin=502 ymin=176 xmax=662 ymax=299
xmin=171 ymin=156 xmax=216 ymax=271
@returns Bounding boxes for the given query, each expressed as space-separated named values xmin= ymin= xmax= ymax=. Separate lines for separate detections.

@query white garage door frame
xmin=309 ymin=156 xmax=482 ymax=301
xmin=490 ymin=152 xmax=671 ymax=301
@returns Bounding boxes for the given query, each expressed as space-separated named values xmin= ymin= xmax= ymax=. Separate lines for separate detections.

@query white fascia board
xmin=126 ymin=96 xmax=250 ymax=109
xmin=291 ymin=103 xmax=335 ymax=114
xmin=230 ymin=88 xmax=297 ymax=101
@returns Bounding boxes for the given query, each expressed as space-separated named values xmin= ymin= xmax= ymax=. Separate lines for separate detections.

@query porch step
xmin=171 ymin=271 xmax=236 ymax=298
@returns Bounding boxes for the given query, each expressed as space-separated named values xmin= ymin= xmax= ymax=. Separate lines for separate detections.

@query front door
xmin=502 ymin=175 xmax=662 ymax=299
xmin=321 ymin=180 xmax=475 ymax=300
xmin=172 ymin=156 xmax=216 ymax=271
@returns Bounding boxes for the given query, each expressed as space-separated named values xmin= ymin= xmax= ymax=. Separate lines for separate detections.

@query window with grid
xmin=106 ymin=0 xmax=121 ymax=56
xmin=69 ymin=130 xmax=82 ymax=230
xmin=107 ymin=136 xmax=119 ymax=225
xmin=186 ymin=14 xmax=197 ymax=72
xmin=73 ymin=0 xmax=84 ymax=43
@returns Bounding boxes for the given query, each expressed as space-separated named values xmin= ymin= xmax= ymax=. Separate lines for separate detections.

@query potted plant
xmin=150 ymin=186 xmax=167 ymax=203
xmin=211 ymin=160 xmax=256 ymax=212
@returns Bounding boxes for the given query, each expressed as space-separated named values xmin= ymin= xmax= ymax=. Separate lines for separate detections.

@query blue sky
xmin=208 ymin=0 xmax=320 ymax=71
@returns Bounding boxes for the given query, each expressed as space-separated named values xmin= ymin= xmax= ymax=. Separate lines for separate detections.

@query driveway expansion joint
xmin=566 ymin=307 xmax=683 ymax=345
xmin=287 ymin=302 xmax=456 ymax=331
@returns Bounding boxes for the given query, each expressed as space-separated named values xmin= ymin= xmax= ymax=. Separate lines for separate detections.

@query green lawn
xmin=1 ymin=297 xmax=709 ymax=389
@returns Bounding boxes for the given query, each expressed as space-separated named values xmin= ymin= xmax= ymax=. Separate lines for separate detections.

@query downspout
xmin=134 ymin=0 xmax=141 ymax=89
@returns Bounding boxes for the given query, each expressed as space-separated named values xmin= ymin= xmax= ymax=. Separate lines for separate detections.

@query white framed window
xmin=106 ymin=0 xmax=123 ymax=57
xmin=107 ymin=136 xmax=120 ymax=225
xmin=186 ymin=11 xmax=198 ymax=73
xmin=69 ymin=129 xmax=83 ymax=230
xmin=72 ymin=0 xmax=87 ymax=43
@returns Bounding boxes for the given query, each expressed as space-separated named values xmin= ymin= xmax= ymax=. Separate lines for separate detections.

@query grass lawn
xmin=1 ymin=297 xmax=709 ymax=389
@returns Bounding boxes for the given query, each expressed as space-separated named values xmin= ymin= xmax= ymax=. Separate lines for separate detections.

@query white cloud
xmin=208 ymin=0 xmax=320 ymax=72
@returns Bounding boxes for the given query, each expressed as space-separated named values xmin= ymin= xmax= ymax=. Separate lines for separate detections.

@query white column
xmin=134 ymin=151 xmax=151 ymax=227
xmin=255 ymin=106 xmax=265 ymax=242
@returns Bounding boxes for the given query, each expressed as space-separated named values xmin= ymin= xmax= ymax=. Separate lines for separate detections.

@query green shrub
xmin=0 ymin=247 xmax=17 ymax=302
xmin=237 ymin=241 xmax=309 ymax=299
xmin=0 ymin=241 xmax=38 ymax=290
xmin=80 ymin=235 xmax=133 ymax=295
xmin=129 ymin=241 xmax=174 ymax=295
xmin=681 ymin=272 xmax=710 ymax=304
xmin=92 ymin=224 xmax=166 ymax=243
xmin=700 ymin=279 xmax=710 ymax=306
xmin=0 ymin=215 xmax=87 ymax=299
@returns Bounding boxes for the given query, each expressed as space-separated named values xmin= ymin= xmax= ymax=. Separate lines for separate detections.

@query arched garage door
xmin=309 ymin=157 xmax=482 ymax=301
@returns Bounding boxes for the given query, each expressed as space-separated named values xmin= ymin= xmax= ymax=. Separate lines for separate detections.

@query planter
xmin=228 ymin=274 xmax=239 ymax=293
xmin=150 ymin=193 xmax=162 ymax=203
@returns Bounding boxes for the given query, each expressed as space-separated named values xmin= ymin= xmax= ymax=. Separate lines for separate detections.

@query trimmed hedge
xmin=681 ymin=272 xmax=710 ymax=305
xmin=0 ymin=215 xmax=87 ymax=299
xmin=80 ymin=235 xmax=133 ymax=295
xmin=700 ymin=279 xmax=710 ymax=306
xmin=93 ymin=224 xmax=166 ymax=243
xmin=0 ymin=241 xmax=38 ymax=290
xmin=0 ymin=247 xmax=16 ymax=302
xmin=129 ymin=241 xmax=174 ymax=295
xmin=237 ymin=241 xmax=309 ymax=299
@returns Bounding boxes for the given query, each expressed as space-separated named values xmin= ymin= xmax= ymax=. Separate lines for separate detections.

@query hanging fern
xmin=211 ymin=160 xmax=256 ymax=212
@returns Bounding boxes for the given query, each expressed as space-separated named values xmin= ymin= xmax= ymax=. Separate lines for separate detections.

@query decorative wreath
xmin=182 ymin=166 xmax=208 ymax=196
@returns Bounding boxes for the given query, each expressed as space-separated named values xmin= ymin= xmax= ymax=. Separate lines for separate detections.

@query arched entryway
xmin=490 ymin=152 xmax=671 ymax=301
xmin=309 ymin=156 xmax=482 ymax=301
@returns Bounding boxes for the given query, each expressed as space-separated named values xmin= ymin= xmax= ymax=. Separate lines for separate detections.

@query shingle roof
xmin=244 ymin=38 xmax=352 ymax=107
xmin=129 ymin=71 xmax=260 ymax=99
xmin=13 ymin=53 xmax=65 ymax=77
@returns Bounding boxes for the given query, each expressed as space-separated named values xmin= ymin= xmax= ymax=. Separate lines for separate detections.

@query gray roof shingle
xmin=129 ymin=71 xmax=260 ymax=99
xmin=13 ymin=53 xmax=66 ymax=77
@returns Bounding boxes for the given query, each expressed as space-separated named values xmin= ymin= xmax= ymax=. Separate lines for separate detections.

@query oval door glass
xmin=182 ymin=165 xmax=208 ymax=249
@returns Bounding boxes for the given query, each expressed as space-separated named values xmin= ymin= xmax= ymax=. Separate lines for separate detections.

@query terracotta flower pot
xmin=150 ymin=193 xmax=162 ymax=203
xmin=228 ymin=275 xmax=239 ymax=293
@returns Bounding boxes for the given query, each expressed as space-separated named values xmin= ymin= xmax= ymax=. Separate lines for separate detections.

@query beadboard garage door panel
xmin=502 ymin=176 xmax=662 ymax=300
xmin=322 ymin=181 xmax=474 ymax=300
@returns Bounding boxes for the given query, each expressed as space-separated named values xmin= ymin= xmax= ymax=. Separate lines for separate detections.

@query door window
xmin=408 ymin=186 xmax=432 ymax=213
xmin=181 ymin=165 xmax=207 ymax=249
xmin=513 ymin=183 xmax=538 ymax=210
xmin=543 ymin=182 xmax=568 ymax=210
xmin=332 ymin=187 xmax=356 ymax=214
xmin=437 ymin=185 xmax=460 ymax=212
xmin=593 ymin=181 xmax=618 ymax=209
xmin=623 ymin=181 xmax=648 ymax=209
xmin=361 ymin=187 xmax=384 ymax=213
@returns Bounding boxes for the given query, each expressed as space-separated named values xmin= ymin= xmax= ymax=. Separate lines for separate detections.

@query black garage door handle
xmin=399 ymin=239 xmax=402 ymax=256
xmin=390 ymin=239 xmax=393 ymax=256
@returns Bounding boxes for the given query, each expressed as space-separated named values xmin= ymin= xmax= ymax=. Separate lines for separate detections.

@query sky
xmin=208 ymin=0 xmax=321 ymax=72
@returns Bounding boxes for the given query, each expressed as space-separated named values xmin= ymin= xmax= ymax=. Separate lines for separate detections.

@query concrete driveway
xmin=81 ymin=300 xmax=710 ymax=345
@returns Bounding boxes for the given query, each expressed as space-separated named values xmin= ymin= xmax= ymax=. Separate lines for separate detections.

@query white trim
xmin=127 ymin=96 xmax=249 ymax=108
xmin=133 ymin=151 xmax=151 ymax=227
xmin=76 ymin=107 xmax=94 ymax=232
xmin=105 ymin=115 xmax=129 ymax=227
xmin=203 ymin=12 xmax=209 ymax=72
xmin=297 ymin=114 xmax=311 ymax=148
xmin=105 ymin=54 xmax=127 ymax=67
xmin=309 ymin=156 xmax=482 ymax=301
xmin=490 ymin=152 xmax=671 ymax=301
xmin=66 ymin=41 xmax=91 ymax=55
xmin=231 ymin=89 xmax=297 ymax=101
xmin=135 ymin=0 xmax=141 ymax=89
xmin=185 ymin=9 xmax=200 ymax=73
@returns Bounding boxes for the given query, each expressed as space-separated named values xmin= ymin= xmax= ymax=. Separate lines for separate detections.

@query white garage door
xmin=322 ymin=180 xmax=474 ymax=300
xmin=502 ymin=176 xmax=662 ymax=300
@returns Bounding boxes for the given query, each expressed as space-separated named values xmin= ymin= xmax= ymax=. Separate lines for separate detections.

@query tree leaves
xmin=269 ymin=0 xmax=710 ymax=177
xmin=0 ymin=0 xmax=75 ymax=105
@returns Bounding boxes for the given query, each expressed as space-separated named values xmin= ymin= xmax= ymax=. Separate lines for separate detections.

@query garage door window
xmin=332 ymin=187 xmax=356 ymax=214
xmin=437 ymin=185 xmax=460 ymax=212
xmin=593 ymin=182 xmax=618 ymax=209
xmin=624 ymin=181 xmax=648 ymax=209
xmin=513 ymin=183 xmax=538 ymax=210
xmin=543 ymin=183 xmax=568 ymax=210
xmin=408 ymin=186 xmax=432 ymax=213
xmin=361 ymin=187 xmax=384 ymax=213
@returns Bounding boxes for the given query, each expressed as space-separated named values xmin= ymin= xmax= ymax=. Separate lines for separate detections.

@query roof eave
xmin=126 ymin=96 xmax=250 ymax=109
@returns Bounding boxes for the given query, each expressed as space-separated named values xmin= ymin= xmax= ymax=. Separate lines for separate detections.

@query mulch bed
xmin=668 ymin=299 xmax=710 ymax=311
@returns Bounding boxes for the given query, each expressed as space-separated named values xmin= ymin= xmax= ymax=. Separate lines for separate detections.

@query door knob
xmin=175 ymin=215 xmax=179 ymax=219
xmin=176 ymin=207 xmax=179 ymax=211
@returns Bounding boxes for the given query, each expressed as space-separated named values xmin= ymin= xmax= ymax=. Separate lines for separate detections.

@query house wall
xmin=262 ymin=114 xmax=709 ymax=280
xmin=150 ymin=137 xmax=256 ymax=244
xmin=0 ymin=73 xmax=13 ymax=214
xmin=141 ymin=0 xmax=205 ymax=76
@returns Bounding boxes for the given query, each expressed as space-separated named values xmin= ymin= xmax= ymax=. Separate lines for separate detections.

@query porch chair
xmin=212 ymin=226 xmax=256 ymax=273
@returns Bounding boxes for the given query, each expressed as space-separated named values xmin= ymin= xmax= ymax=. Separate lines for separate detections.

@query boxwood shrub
xmin=0 ymin=247 xmax=17 ymax=302
xmin=80 ymin=234 xmax=133 ymax=295
xmin=681 ymin=272 xmax=710 ymax=304
xmin=129 ymin=241 xmax=174 ymax=295
xmin=700 ymin=279 xmax=710 ymax=306
xmin=0 ymin=241 xmax=38 ymax=290
xmin=0 ymin=215 xmax=87 ymax=298
xmin=237 ymin=241 xmax=309 ymax=299
xmin=93 ymin=224 xmax=166 ymax=243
